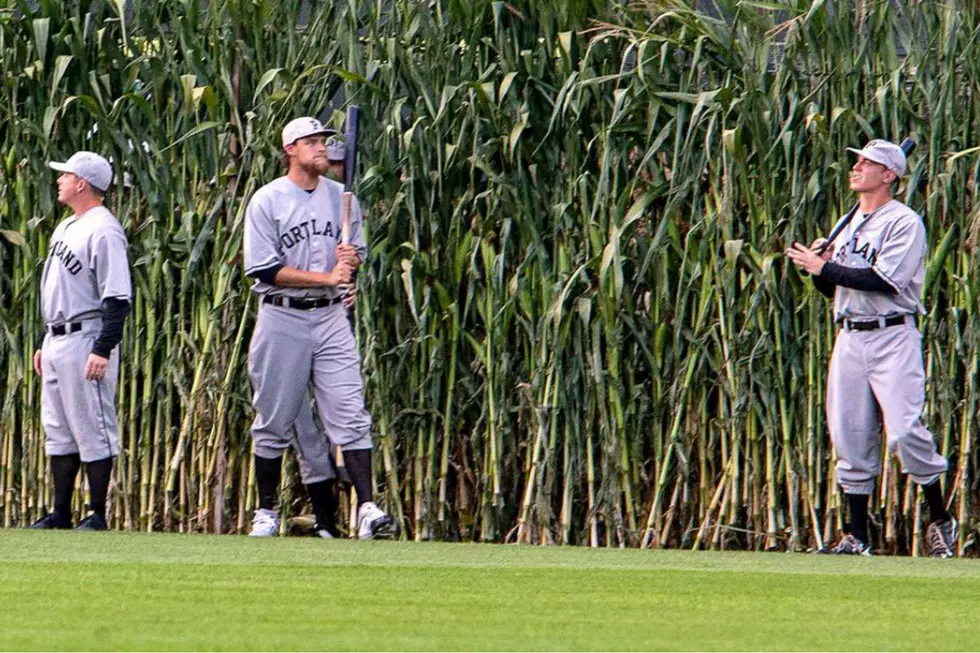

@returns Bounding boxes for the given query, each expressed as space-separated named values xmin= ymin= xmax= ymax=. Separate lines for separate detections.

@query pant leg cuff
xmin=339 ymin=438 xmax=373 ymax=451
xmin=253 ymin=444 xmax=288 ymax=460
xmin=911 ymin=473 xmax=942 ymax=487
xmin=80 ymin=447 xmax=118 ymax=464
xmin=301 ymin=471 xmax=336 ymax=485
xmin=46 ymin=444 xmax=80 ymax=457
xmin=839 ymin=480 xmax=875 ymax=495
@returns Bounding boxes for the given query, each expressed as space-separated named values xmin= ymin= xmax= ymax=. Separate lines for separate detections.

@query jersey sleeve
xmin=244 ymin=192 xmax=282 ymax=275
xmin=92 ymin=227 xmax=132 ymax=301
xmin=872 ymin=216 xmax=926 ymax=293
xmin=349 ymin=194 xmax=368 ymax=262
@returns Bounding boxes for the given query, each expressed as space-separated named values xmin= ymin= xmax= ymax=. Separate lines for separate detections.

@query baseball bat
xmin=336 ymin=105 xmax=361 ymax=493
xmin=340 ymin=105 xmax=360 ymax=245
xmin=815 ymin=137 xmax=916 ymax=255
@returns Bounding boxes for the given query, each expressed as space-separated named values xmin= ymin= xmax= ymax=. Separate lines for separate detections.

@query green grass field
xmin=1 ymin=531 xmax=978 ymax=651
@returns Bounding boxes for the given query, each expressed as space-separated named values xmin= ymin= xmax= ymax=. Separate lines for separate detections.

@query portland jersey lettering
xmin=40 ymin=206 xmax=132 ymax=325
xmin=830 ymin=199 xmax=926 ymax=320
xmin=47 ymin=240 xmax=84 ymax=275
xmin=278 ymin=218 xmax=339 ymax=250
xmin=244 ymin=175 xmax=366 ymax=300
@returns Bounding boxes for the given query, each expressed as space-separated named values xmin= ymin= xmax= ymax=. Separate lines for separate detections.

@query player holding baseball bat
xmin=241 ymin=114 xmax=396 ymax=540
xmin=785 ymin=138 xmax=956 ymax=557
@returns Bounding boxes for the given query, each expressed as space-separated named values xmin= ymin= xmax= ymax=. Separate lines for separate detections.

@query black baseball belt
xmin=263 ymin=295 xmax=343 ymax=310
xmin=47 ymin=322 xmax=84 ymax=336
xmin=838 ymin=314 xmax=916 ymax=332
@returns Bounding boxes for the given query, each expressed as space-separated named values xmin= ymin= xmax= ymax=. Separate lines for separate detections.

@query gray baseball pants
xmin=248 ymin=302 xmax=371 ymax=484
xmin=41 ymin=318 xmax=120 ymax=462
xmin=826 ymin=318 xmax=948 ymax=495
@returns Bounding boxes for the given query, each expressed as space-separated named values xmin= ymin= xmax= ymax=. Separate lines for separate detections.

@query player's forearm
xmin=92 ymin=297 xmax=131 ymax=357
xmin=271 ymin=266 xmax=343 ymax=288
xmin=812 ymin=274 xmax=836 ymax=298
xmin=817 ymin=262 xmax=897 ymax=294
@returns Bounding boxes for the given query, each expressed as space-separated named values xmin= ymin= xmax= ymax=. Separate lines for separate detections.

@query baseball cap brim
xmin=846 ymin=147 xmax=894 ymax=170
xmin=285 ymin=128 xmax=330 ymax=146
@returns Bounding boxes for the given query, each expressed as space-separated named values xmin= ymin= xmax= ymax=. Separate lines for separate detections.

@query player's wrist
xmin=91 ymin=344 xmax=112 ymax=359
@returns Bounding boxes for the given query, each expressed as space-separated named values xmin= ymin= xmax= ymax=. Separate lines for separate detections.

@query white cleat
xmin=356 ymin=501 xmax=397 ymax=540
xmin=248 ymin=508 xmax=280 ymax=537
xmin=312 ymin=522 xmax=336 ymax=540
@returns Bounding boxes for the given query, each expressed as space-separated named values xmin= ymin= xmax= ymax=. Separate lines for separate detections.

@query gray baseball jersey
xmin=244 ymin=176 xmax=366 ymax=300
xmin=823 ymin=198 xmax=947 ymax=495
xmin=829 ymin=199 xmax=926 ymax=320
xmin=41 ymin=206 xmax=131 ymax=324
xmin=40 ymin=206 xmax=131 ymax=463
xmin=244 ymin=175 xmax=372 ymax=475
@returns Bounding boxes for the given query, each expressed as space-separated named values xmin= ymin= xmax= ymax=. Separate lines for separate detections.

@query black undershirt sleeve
xmin=92 ymin=297 xmax=131 ymax=358
xmin=812 ymin=274 xmax=836 ymax=298
xmin=816 ymin=262 xmax=897 ymax=295
xmin=249 ymin=263 xmax=284 ymax=286
xmin=246 ymin=188 xmax=311 ymax=287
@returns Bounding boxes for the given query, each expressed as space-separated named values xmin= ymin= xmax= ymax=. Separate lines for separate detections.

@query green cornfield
xmin=1 ymin=0 xmax=978 ymax=554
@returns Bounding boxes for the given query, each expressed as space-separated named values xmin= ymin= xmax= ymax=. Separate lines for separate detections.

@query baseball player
xmin=243 ymin=116 xmax=395 ymax=540
xmin=786 ymin=139 xmax=956 ymax=557
xmin=324 ymin=130 xmax=346 ymax=182
xmin=30 ymin=151 xmax=131 ymax=531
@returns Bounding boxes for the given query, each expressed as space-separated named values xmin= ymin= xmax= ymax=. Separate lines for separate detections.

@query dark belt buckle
xmin=849 ymin=319 xmax=878 ymax=332
xmin=844 ymin=315 xmax=907 ymax=332
xmin=264 ymin=295 xmax=338 ymax=310
xmin=293 ymin=297 xmax=337 ymax=310
xmin=49 ymin=322 xmax=82 ymax=336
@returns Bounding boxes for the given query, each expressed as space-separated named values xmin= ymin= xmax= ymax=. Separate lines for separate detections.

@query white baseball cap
xmin=327 ymin=140 xmax=345 ymax=161
xmin=282 ymin=117 xmax=330 ymax=148
xmin=48 ymin=151 xmax=113 ymax=192
xmin=847 ymin=139 xmax=907 ymax=177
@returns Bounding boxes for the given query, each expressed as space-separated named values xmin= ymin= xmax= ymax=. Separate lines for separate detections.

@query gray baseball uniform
xmin=825 ymin=199 xmax=948 ymax=494
xmin=244 ymin=175 xmax=371 ymax=483
xmin=40 ymin=206 xmax=131 ymax=462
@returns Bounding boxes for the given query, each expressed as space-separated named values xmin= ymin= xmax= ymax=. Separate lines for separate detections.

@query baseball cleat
xmin=817 ymin=533 xmax=872 ymax=556
xmin=75 ymin=513 xmax=108 ymax=531
xmin=29 ymin=511 xmax=72 ymax=529
xmin=356 ymin=502 xmax=397 ymax=540
xmin=926 ymin=518 xmax=957 ymax=558
xmin=248 ymin=508 xmax=280 ymax=537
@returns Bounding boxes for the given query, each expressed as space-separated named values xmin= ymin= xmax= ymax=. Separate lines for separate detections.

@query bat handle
xmin=339 ymin=192 xmax=354 ymax=298
xmin=341 ymin=191 xmax=353 ymax=245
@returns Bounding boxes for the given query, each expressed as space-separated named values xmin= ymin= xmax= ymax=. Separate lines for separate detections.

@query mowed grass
xmin=1 ymin=531 xmax=979 ymax=651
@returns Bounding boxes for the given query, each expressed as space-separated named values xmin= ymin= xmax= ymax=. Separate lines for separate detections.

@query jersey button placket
xmin=309 ymin=211 xmax=326 ymax=268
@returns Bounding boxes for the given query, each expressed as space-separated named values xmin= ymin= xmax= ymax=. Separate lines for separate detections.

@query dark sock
xmin=343 ymin=448 xmax=374 ymax=505
xmin=847 ymin=493 xmax=870 ymax=544
xmin=306 ymin=479 xmax=339 ymax=535
xmin=254 ymin=455 xmax=282 ymax=511
xmin=85 ymin=456 xmax=113 ymax=520
xmin=922 ymin=480 xmax=951 ymax=523
xmin=51 ymin=454 xmax=81 ymax=521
